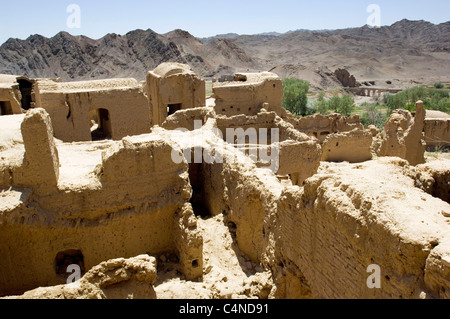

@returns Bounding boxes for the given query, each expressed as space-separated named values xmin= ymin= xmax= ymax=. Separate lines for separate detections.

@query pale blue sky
xmin=0 ymin=0 xmax=449 ymax=44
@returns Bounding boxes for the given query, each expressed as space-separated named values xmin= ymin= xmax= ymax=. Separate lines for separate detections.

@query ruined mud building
xmin=0 ymin=64 xmax=449 ymax=299
xmin=0 ymin=63 xmax=206 ymax=142
xmin=424 ymin=110 xmax=450 ymax=150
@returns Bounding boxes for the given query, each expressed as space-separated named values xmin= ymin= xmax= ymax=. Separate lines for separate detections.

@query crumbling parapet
xmin=321 ymin=129 xmax=373 ymax=163
xmin=413 ymin=160 xmax=450 ymax=203
xmin=215 ymin=110 xmax=322 ymax=186
xmin=0 ymin=75 xmax=23 ymax=115
xmin=0 ymin=130 xmax=193 ymax=297
xmin=215 ymin=110 xmax=313 ymax=144
xmin=174 ymin=203 xmax=204 ymax=281
xmin=213 ymin=72 xmax=283 ymax=117
xmin=424 ymin=119 xmax=450 ymax=149
xmin=96 ymin=135 xmax=188 ymax=186
xmin=374 ymin=110 xmax=410 ymax=159
xmin=274 ymin=159 xmax=450 ymax=299
xmin=283 ymin=112 xmax=364 ymax=142
xmin=367 ymin=125 xmax=380 ymax=137
xmin=0 ymin=114 xmax=25 ymax=188
xmin=5 ymin=255 xmax=158 ymax=299
xmin=424 ymin=240 xmax=450 ymax=299
xmin=404 ymin=101 xmax=426 ymax=166
xmin=375 ymin=101 xmax=426 ymax=166
xmin=161 ymin=106 xmax=216 ymax=131
xmin=146 ymin=63 xmax=206 ymax=126
xmin=35 ymin=78 xmax=152 ymax=142
xmin=13 ymin=108 xmax=59 ymax=190
xmin=424 ymin=111 xmax=450 ymax=149
xmin=277 ymin=140 xmax=322 ymax=186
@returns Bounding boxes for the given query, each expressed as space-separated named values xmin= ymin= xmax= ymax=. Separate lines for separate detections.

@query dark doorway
xmin=17 ymin=79 xmax=33 ymax=110
xmin=91 ymin=108 xmax=112 ymax=141
xmin=55 ymin=249 xmax=85 ymax=277
xmin=0 ymin=101 xmax=13 ymax=115
xmin=168 ymin=103 xmax=182 ymax=116
xmin=188 ymin=161 xmax=212 ymax=219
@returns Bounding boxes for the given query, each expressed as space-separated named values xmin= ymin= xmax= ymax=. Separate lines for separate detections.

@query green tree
xmin=382 ymin=92 xmax=393 ymax=104
xmin=315 ymin=92 xmax=330 ymax=115
xmin=408 ymin=86 xmax=428 ymax=103
xmin=326 ymin=94 xmax=355 ymax=116
xmin=338 ymin=94 xmax=355 ymax=117
xmin=386 ymin=93 xmax=408 ymax=113
xmin=360 ymin=103 xmax=386 ymax=129
xmin=328 ymin=96 xmax=342 ymax=113
xmin=282 ymin=78 xmax=310 ymax=116
xmin=386 ymin=86 xmax=449 ymax=114
xmin=436 ymin=97 xmax=450 ymax=113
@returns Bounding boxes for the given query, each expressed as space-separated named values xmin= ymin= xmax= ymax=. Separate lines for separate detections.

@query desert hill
xmin=0 ymin=19 xmax=449 ymax=90
xmin=236 ymin=19 xmax=450 ymax=89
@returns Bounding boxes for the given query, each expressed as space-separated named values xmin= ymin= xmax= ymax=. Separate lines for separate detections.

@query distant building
xmin=1 ymin=62 xmax=207 ymax=142
xmin=213 ymin=72 xmax=283 ymax=117
xmin=0 ymin=75 xmax=34 ymax=116
xmin=145 ymin=62 xmax=206 ymax=126
xmin=34 ymin=78 xmax=151 ymax=142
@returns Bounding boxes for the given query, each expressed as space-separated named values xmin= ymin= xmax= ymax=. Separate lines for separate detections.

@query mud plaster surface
xmin=155 ymin=214 xmax=273 ymax=299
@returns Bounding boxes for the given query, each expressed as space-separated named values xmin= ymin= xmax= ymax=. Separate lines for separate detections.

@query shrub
xmin=315 ymin=92 xmax=330 ymax=115
xmin=310 ymin=93 xmax=355 ymax=117
xmin=282 ymin=78 xmax=310 ymax=116
xmin=386 ymin=86 xmax=449 ymax=114
xmin=436 ymin=97 xmax=450 ymax=113
xmin=339 ymin=94 xmax=355 ymax=117
xmin=434 ymin=82 xmax=444 ymax=89
xmin=326 ymin=94 xmax=355 ymax=116
xmin=386 ymin=92 xmax=408 ymax=113
xmin=382 ymin=92 xmax=393 ymax=104
xmin=328 ymin=96 xmax=341 ymax=113
xmin=360 ymin=103 xmax=386 ymax=129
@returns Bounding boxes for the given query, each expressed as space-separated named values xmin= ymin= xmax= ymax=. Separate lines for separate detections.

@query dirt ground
xmin=154 ymin=213 xmax=273 ymax=299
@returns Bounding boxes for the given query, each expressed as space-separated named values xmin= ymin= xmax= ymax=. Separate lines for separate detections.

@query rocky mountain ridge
xmin=0 ymin=19 xmax=449 ymax=89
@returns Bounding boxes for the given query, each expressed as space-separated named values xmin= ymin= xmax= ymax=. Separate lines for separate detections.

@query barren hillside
xmin=0 ymin=19 xmax=449 ymax=89
xmin=235 ymin=19 xmax=450 ymax=89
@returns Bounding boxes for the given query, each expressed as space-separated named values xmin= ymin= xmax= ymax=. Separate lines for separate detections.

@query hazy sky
xmin=1 ymin=0 xmax=449 ymax=44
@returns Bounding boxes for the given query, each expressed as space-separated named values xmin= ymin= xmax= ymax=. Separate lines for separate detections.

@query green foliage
xmin=386 ymin=93 xmax=408 ymax=113
xmin=436 ymin=98 xmax=450 ymax=112
xmin=382 ymin=92 xmax=392 ymax=104
xmin=386 ymin=86 xmax=450 ymax=114
xmin=328 ymin=96 xmax=341 ymax=113
xmin=315 ymin=92 xmax=330 ymax=115
xmin=282 ymin=78 xmax=310 ymax=116
xmin=324 ymin=94 xmax=355 ymax=116
xmin=305 ymin=99 xmax=318 ymax=116
xmin=339 ymin=94 xmax=356 ymax=117
xmin=310 ymin=93 xmax=355 ymax=117
xmin=360 ymin=103 xmax=387 ymax=129
xmin=434 ymin=82 xmax=444 ymax=89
